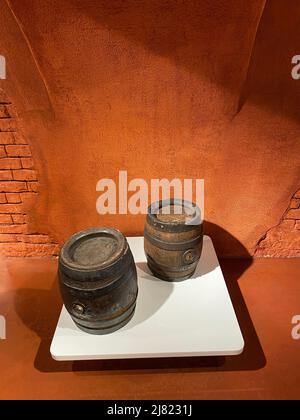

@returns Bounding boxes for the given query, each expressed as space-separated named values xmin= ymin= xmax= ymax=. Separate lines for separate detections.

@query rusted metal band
xmin=146 ymin=255 xmax=198 ymax=282
xmin=72 ymin=300 xmax=137 ymax=335
xmin=60 ymin=266 xmax=134 ymax=293
xmin=146 ymin=253 xmax=198 ymax=272
xmin=147 ymin=199 xmax=202 ymax=232
xmin=144 ymin=229 xmax=203 ymax=251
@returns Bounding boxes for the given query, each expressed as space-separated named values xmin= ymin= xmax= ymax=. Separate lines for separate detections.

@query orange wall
xmin=0 ymin=0 xmax=299 ymax=257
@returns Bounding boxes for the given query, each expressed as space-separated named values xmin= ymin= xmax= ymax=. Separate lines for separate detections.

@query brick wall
xmin=1 ymin=87 xmax=299 ymax=258
xmin=0 ymin=87 xmax=58 ymax=256
xmin=255 ymin=189 xmax=300 ymax=257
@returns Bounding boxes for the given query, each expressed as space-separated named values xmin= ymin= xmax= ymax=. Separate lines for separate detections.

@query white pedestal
xmin=50 ymin=236 xmax=244 ymax=361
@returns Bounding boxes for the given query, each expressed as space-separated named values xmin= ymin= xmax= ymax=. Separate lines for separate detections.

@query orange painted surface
xmin=0 ymin=0 xmax=299 ymax=256
xmin=0 ymin=256 xmax=300 ymax=399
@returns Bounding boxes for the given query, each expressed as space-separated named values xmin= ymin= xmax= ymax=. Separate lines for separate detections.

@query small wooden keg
xmin=58 ymin=227 xmax=138 ymax=334
xmin=144 ymin=200 xmax=203 ymax=281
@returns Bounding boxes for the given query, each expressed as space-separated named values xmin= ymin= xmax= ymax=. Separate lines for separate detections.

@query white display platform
xmin=50 ymin=236 xmax=244 ymax=361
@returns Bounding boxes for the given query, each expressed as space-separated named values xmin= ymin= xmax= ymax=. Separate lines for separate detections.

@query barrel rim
xmin=147 ymin=199 xmax=202 ymax=231
xmin=59 ymin=227 xmax=127 ymax=273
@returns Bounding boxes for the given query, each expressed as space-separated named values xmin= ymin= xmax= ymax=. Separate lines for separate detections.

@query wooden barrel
xmin=58 ymin=227 xmax=138 ymax=334
xmin=144 ymin=199 xmax=203 ymax=281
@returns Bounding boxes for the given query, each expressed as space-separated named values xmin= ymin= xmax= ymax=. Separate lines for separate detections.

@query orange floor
xmin=0 ymin=256 xmax=299 ymax=400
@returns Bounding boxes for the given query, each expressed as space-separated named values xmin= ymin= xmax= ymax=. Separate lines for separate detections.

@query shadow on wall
xmin=67 ymin=0 xmax=300 ymax=122
xmin=204 ymin=221 xmax=252 ymax=258
xmin=12 ymin=224 xmax=265 ymax=374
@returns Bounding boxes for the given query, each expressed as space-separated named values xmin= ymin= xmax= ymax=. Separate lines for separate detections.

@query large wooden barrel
xmin=58 ymin=227 xmax=138 ymax=334
xmin=144 ymin=199 xmax=203 ymax=281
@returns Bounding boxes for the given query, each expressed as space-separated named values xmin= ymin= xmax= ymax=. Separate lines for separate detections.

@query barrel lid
xmin=60 ymin=227 xmax=127 ymax=273
xmin=147 ymin=199 xmax=202 ymax=231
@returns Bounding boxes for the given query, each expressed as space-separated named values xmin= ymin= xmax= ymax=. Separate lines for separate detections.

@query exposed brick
xmin=294 ymin=190 xmax=300 ymax=199
xmin=0 ymin=89 xmax=11 ymax=104
xmin=5 ymin=105 xmax=16 ymax=118
xmin=274 ymin=219 xmax=295 ymax=231
xmin=0 ymin=158 xmax=22 ymax=170
xmin=0 ymin=170 xmax=12 ymax=181
xmin=256 ymin=223 xmax=300 ymax=257
xmin=0 ymin=214 xmax=12 ymax=224
xmin=12 ymin=133 xmax=27 ymax=144
xmin=18 ymin=234 xmax=51 ymax=244
xmin=6 ymin=193 xmax=21 ymax=203
xmin=0 ymin=203 xmax=24 ymax=214
xmin=0 ymin=242 xmax=59 ymax=257
xmin=0 ymin=224 xmax=27 ymax=234
xmin=0 ymin=105 xmax=11 ymax=119
xmin=0 ymin=181 xmax=27 ymax=192
xmin=12 ymin=214 xmax=25 ymax=224
xmin=21 ymin=158 xmax=34 ymax=169
xmin=5 ymin=145 xmax=31 ymax=157
xmin=0 ymin=133 xmax=14 ymax=144
xmin=290 ymin=198 xmax=300 ymax=209
xmin=0 ymin=234 xmax=19 ymax=242
xmin=27 ymin=181 xmax=39 ymax=192
xmin=0 ymin=89 xmax=61 ymax=256
xmin=13 ymin=169 xmax=37 ymax=181
xmin=0 ymin=146 xmax=6 ymax=157
xmin=285 ymin=209 xmax=300 ymax=220
xmin=256 ymin=248 xmax=300 ymax=258
xmin=0 ymin=119 xmax=17 ymax=132
xmin=19 ymin=191 xmax=36 ymax=207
